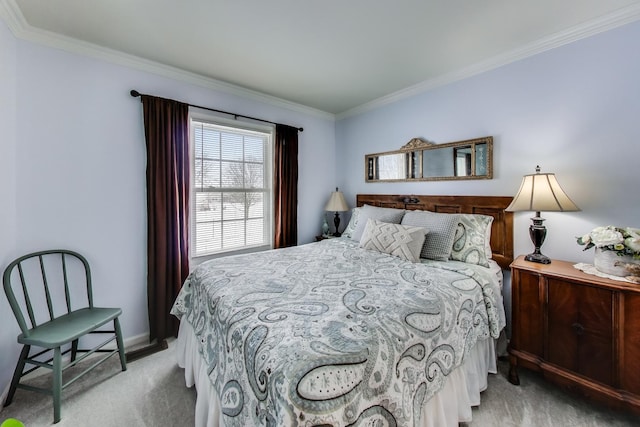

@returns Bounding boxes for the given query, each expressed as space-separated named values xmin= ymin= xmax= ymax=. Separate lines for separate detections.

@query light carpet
xmin=1 ymin=340 xmax=637 ymax=426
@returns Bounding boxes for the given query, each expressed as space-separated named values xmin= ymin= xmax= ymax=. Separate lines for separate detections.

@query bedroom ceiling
xmin=9 ymin=0 xmax=640 ymax=115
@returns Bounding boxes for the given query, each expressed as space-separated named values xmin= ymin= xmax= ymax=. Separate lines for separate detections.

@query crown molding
xmin=337 ymin=3 xmax=640 ymax=120
xmin=3 ymin=0 xmax=640 ymax=121
xmin=0 ymin=0 xmax=335 ymax=121
xmin=0 ymin=0 xmax=24 ymax=34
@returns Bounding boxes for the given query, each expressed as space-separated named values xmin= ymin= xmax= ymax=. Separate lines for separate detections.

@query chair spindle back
xmin=3 ymin=249 xmax=94 ymax=337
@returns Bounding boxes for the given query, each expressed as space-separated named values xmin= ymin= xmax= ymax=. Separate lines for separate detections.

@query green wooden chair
xmin=2 ymin=249 xmax=127 ymax=424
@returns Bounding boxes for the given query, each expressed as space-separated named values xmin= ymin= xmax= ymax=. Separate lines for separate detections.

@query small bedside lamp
xmin=506 ymin=165 xmax=580 ymax=264
xmin=324 ymin=187 xmax=349 ymax=237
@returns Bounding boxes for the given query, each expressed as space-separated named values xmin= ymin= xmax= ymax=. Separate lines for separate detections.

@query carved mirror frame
xmin=365 ymin=136 xmax=493 ymax=182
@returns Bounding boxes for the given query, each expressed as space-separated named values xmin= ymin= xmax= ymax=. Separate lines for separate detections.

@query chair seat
xmin=18 ymin=307 xmax=122 ymax=348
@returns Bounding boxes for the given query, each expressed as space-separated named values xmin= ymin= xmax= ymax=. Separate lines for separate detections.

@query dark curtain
xmin=140 ymin=95 xmax=190 ymax=340
xmin=273 ymin=124 xmax=299 ymax=248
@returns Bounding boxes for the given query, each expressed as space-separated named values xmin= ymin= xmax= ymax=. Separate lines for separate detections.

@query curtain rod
xmin=129 ymin=90 xmax=303 ymax=132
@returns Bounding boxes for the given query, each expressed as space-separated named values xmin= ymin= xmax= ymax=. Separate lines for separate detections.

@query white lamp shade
xmin=506 ymin=169 xmax=579 ymax=212
xmin=325 ymin=190 xmax=349 ymax=212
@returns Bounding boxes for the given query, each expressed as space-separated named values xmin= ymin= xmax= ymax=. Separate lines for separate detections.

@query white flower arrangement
xmin=577 ymin=225 xmax=640 ymax=259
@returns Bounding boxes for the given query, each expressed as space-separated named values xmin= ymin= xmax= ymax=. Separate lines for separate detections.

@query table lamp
xmin=324 ymin=187 xmax=349 ymax=237
xmin=506 ymin=165 xmax=580 ymax=264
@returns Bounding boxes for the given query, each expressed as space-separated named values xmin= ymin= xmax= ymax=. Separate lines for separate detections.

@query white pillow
xmin=351 ymin=205 xmax=406 ymax=242
xmin=401 ymin=210 xmax=459 ymax=261
xmin=359 ymin=219 xmax=427 ymax=263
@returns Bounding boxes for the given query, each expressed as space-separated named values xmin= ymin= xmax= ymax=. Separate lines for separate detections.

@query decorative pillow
xmin=351 ymin=205 xmax=406 ymax=242
xmin=359 ymin=219 xmax=427 ymax=262
xmin=450 ymin=214 xmax=494 ymax=267
xmin=342 ymin=207 xmax=361 ymax=239
xmin=401 ymin=210 xmax=459 ymax=261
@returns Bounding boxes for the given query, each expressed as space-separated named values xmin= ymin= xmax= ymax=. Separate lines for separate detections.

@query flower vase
xmin=593 ymin=247 xmax=640 ymax=277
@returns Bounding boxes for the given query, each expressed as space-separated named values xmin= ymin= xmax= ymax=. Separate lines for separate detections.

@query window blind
xmin=191 ymin=119 xmax=272 ymax=257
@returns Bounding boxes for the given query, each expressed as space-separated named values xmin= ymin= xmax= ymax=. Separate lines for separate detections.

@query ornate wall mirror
xmin=365 ymin=136 xmax=493 ymax=182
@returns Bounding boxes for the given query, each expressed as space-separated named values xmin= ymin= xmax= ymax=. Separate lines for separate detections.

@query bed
xmin=171 ymin=194 xmax=514 ymax=426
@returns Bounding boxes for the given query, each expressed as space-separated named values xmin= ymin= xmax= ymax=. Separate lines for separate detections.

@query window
xmin=190 ymin=116 xmax=273 ymax=257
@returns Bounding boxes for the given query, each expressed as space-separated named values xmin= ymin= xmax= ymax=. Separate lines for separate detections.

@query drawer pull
xmin=571 ymin=322 xmax=585 ymax=335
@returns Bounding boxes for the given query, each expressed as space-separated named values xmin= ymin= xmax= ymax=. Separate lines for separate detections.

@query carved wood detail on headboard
xmin=356 ymin=194 xmax=514 ymax=269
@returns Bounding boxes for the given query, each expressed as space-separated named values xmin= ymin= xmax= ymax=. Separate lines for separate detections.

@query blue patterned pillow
xmin=450 ymin=214 xmax=494 ymax=267
xmin=342 ymin=207 xmax=361 ymax=239
xmin=400 ymin=210 xmax=459 ymax=261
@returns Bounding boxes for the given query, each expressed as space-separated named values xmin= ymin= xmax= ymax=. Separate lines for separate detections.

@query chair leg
xmin=71 ymin=339 xmax=79 ymax=362
xmin=114 ymin=317 xmax=127 ymax=371
xmin=53 ymin=347 xmax=62 ymax=424
xmin=4 ymin=345 xmax=30 ymax=407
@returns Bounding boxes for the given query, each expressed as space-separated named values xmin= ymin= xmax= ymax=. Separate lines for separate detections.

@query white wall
xmin=0 ymin=27 xmax=336 ymax=398
xmin=336 ymin=20 xmax=640 ymax=265
xmin=0 ymin=18 xmax=19 ymax=404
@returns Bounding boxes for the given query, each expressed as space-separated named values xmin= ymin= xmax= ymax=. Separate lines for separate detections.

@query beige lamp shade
xmin=325 ymin=188 xmax=349 ymax=212
xmin=506 ymin=166 xmax=579 ymax=213
xmin=506 ymin=165 xmax=579 ymax=264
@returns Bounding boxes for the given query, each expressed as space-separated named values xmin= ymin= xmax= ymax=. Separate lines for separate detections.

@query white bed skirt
xmin=176 ymin=319 xmax=497 ymax=427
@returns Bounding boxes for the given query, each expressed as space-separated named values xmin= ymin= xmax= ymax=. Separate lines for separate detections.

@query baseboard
xmin=125 ymin=339 xmax=169 ymax=362
xmin=112 ymin=332 xmax=150 ymax=351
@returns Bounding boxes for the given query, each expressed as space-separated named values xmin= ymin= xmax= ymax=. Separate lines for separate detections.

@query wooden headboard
xmin=356 ymin=194 xmax=514 ymax=269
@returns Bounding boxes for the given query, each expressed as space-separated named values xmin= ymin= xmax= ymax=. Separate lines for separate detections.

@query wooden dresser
xmin=509 ymin=255 xmax=640 ymax=414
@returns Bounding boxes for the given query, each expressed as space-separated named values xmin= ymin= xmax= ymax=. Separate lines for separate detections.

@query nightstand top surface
xmin=511 ymin=255 xmax=640 ymax=292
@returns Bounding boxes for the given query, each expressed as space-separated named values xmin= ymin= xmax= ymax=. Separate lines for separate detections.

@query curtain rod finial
xmin=130 ymin=90 xmax=141 ymax=98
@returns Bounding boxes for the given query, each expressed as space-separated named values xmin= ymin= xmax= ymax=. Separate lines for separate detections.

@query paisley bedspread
xmin=171 ymin=238 xmax=506 ymax=426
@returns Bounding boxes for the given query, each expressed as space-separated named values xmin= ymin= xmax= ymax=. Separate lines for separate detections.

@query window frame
xmin=189 ymin=110 xmax=274 ymax=262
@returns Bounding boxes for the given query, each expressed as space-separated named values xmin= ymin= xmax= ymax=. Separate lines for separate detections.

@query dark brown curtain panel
xmin=141 ymin=95 xmax=190 ymax=340
xmin=273 ymin=124 xmax=299 ymax=248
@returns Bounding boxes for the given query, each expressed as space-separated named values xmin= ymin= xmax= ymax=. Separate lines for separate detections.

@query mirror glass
xmin=376 ymin=153 xmax=406 ymax=180
xmin=366 ymin=136 xmax=492 ymax=182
